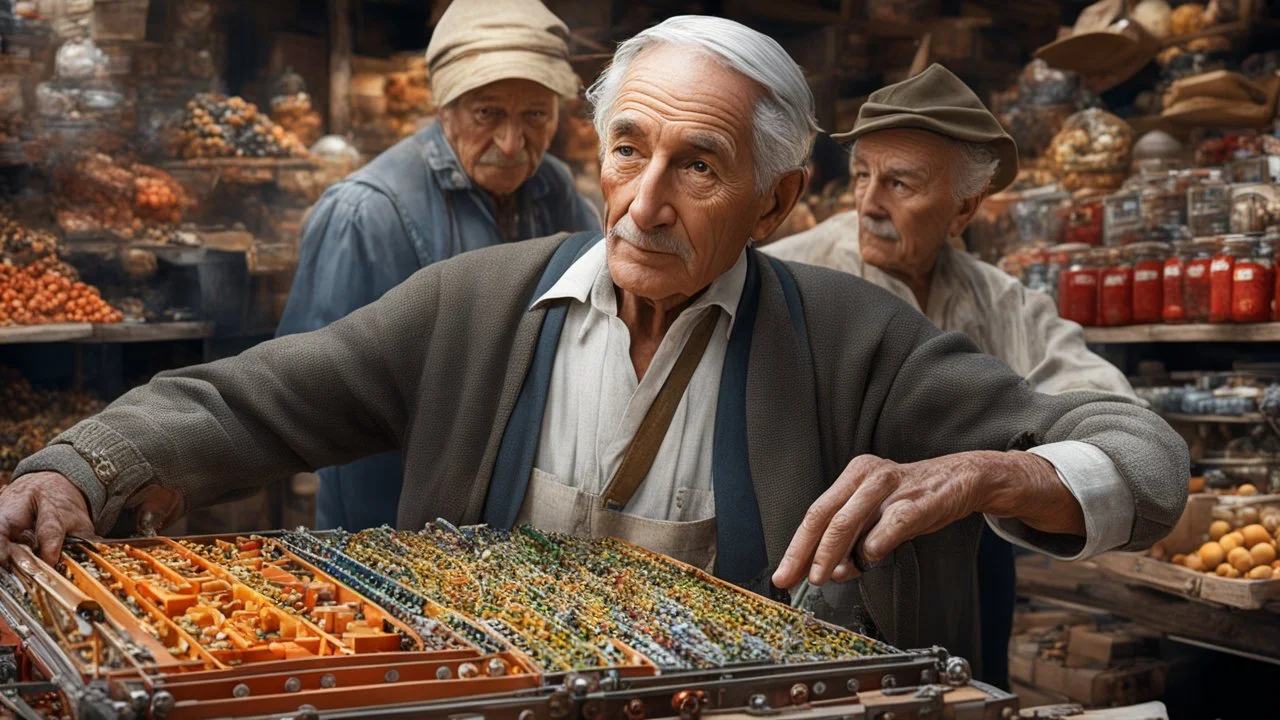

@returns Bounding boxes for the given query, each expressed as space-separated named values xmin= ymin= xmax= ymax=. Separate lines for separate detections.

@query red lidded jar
xmin=1065 ymin=195 xmax=1105 ymax=246
xmin=1183 ymin=239 xmax=1215 ymax=323
xmin=1130 ymin=242 xmax=1167 ymax=324
xmin=1162 ymin=241 xmax=1190 ymax=323
xmin=1229 ymin=236 xmax=1274 ymax=323
xmin=1209 ymin=237 xmax=1238 ymax=323
xmin=1057 ymin=245 xmax=1100 ymax=326
xmin=1099 ymin=249 xmax=1134 ymax=326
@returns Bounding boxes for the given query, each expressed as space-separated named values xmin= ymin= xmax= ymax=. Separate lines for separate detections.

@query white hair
xmin=586 ymin=15 xmax=820 ymax=193
xmin=850 ymin=137 xmax=999 ymax=202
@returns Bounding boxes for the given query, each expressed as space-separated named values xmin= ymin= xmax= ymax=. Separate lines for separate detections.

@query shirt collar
xmin=533 ymin=240 xmax=748 ymax=339
xmin=421 ymin=121 xmax=555 ymax=200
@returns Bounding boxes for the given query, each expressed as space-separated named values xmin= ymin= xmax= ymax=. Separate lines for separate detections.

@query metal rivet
xmin=436 ymin=665 xmax=452 ymax=680
xmin=284 ymin=677 xmax=301 ymax=693
xmin=1001 ymin=708 xmax=1014 ymax=719
xmin=881 ymin=675 xmax=897 ymax=689
xmin=845 ymin=678 xmax=860 ymax=693
xmin=518 ymin=711 xmax=536 ymax=720
xmin=487 ymin=657 xmax=508 ymax=677
xmin=790 ymin=684 xmax=809 ymax=705
xmin=812 ymin=681 xmax=826 ymax=696
xmin=385 ymin=669 xmax=400 ymax=683
xmin=883 ymin=713 xmax=896 ymax=720
xmin=459 ymin=662 xmax=480 ymax=679
xmin=320 ymin=673 xmax=336 ymax=689
xmin=232 ymin=684 xmax=250 ymax=698
xmin=571 ymin=676 xmax=590 ymax=695
xmin=748 ymin=694 xmax=769 ymax=711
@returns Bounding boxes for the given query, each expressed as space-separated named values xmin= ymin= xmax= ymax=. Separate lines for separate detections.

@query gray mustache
xmin=609 ymin=215 xmax=694 ymax=262
xmin=478 ymin=147 xmax=530 ymax=167
xmin=860 ymin=214 xmax=900 ymax=240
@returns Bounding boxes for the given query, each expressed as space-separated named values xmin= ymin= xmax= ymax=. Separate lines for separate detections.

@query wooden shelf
xmin=83 ymin=322 xmax=212 ymax=343
xmin=1084 ymin=323 xmax=1280 ymax=344
xmin=1163 ymin=412 xmax=1267 ymax=425
xmin=0 ymin=322 xmax=211 ymax=345
xmin=0 ymin=324 xmax=93 ymax=345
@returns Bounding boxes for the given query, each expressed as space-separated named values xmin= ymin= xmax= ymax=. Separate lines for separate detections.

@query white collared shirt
xmin=531 ymin=241 xmax=746 ymax=522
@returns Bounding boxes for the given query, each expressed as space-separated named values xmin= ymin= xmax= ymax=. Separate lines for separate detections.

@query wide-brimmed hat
xmin=832 ymin=63 xmax=1019 ymax=194
xmin=426 ymin=0 xmax=581 ymax=108
xmin=1034 ymin=0 xmax=1159 ymax=92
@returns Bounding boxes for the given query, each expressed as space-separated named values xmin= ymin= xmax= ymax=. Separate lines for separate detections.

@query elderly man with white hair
xmin=2 ymin=17 xmax=1185 ymax=671
xmin=764 ymin=66 xmax=1137 ymax=686
xmin=277 ymin=0 xmax=600 ymax=532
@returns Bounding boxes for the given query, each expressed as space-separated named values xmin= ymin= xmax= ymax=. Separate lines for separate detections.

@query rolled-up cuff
xmin=13 ymin=444 xmax=105 ymax=520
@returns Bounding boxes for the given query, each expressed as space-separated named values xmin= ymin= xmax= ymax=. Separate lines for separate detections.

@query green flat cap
xmin=832 ymin=63 xmax=1019 ymax=194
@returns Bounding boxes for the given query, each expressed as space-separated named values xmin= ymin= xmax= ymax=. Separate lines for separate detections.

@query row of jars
xmin=1014 ymin=174 xmax=1278 ymax=248
xmin=1050 ymin=234 xmax=1278 ymax=327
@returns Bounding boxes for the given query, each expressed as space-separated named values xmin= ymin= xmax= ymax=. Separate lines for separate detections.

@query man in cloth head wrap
xmin=278 ymin=0 xmax=600 ymax=531
xmin=765 ymin=64 xmax=1136 ymax=688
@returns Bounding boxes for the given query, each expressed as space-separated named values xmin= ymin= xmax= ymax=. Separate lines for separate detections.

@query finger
xmin=0 ymin=485 xmax=37 ymax=563
xmin=809 ymin=478 xmax=893 ymax=585
xmin=861 ymin=501 xmax=921 ymax=564
xmin=774 ymin=456 xmax=883 ymax=588
xmin=831 ymin=558 xmax=858 ymax=583
xmin=34 ymin=504 xmax=68 ymax=566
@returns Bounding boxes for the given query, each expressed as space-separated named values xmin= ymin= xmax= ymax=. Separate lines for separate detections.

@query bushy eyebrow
xmin=685 ymin=131 xmax=732 ymax=160
xmin=608 ymin=116 xmax=642 ymax=139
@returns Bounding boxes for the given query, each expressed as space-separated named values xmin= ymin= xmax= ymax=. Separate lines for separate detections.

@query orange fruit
xmin=1198 ymin=541 xmax=1226 ymax=569
xmin=1242 ymin=525 xmax=1271 ymax=549
xmin=1250 ymin=542 xmax=1277 ymax=567
xmin=1228 ymin=546 xmax=1254 ymax=573
xmin=1247 ymin=565 xmax=1272 ymax=580
xmin=1184 ymin=553 xmax=1206 ymax=572
xmin=1209 ymin=520 xmax=1231 ymax=540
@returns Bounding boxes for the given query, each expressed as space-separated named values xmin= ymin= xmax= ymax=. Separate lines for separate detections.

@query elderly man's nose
xmin=859 ymin=184 xmax=889 ymax=218
xmin=629 ymin=167 xmax=677 ymax=229
xmin=495 ymin=121 xmax=525 ymax=156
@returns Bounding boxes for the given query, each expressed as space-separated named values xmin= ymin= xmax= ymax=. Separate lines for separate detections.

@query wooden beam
xmin=328 ymin=0 xmax=353 ymax=136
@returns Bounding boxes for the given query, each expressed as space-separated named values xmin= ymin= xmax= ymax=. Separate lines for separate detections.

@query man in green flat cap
xmin=766 ymin=64 xmax=1139 ymax=688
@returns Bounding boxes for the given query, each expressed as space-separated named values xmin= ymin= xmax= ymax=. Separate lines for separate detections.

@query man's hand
xmin=772 ymin=451 xmax=1084 ymax=589
xmin=0 ymin=472 xmax=95 ymax=565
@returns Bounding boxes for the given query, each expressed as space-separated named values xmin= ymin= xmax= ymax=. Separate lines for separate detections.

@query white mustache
xmin=609 ymin=215 xmax=694 ymax=263
xmin=478 ymin=147 xmax=530 ymax=167
xmin=861 ymin=214 xmax=900 ymax=241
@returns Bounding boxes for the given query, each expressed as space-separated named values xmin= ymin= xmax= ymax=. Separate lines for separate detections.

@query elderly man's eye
xmin=524 ymin=110 xmax=547 ymax=120
xmin=615 ymin=145 xmax=635 ymax=158
xmin=689 ymin=160 xmax=711 ymax=174
xmin=891 ymin=179 xmax=907 ymax=190
xmin=854 ymin=171 xmax=870 ymax=182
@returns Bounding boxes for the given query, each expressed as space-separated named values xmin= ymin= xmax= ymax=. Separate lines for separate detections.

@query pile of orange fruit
xmin=0 ymin=256 xmax=123 ymax=326
xmin=1164 ymin=505 xmax=1280 ymax=580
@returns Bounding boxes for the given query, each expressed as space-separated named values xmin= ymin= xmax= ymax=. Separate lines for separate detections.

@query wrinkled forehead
xmin=604 ymin=44 xmax=759 ymax=154
xmin=851 ymin=130 xmax=955 ymax=176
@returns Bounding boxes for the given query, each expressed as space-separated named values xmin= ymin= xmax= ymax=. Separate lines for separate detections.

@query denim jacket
xmin=277 ymin=121 xmax=600 ymax=529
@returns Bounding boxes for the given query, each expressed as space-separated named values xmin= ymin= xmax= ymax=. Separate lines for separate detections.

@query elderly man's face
xmin=439 ymin=79 xmax=559 ymax=197
xmin=600 ymin=45 xmax=799 ymax=304
xmin=852 ymin=129 xmax=980 ymax=281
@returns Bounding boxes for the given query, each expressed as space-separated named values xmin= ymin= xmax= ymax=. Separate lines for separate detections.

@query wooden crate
xmin=1095 ymin=495 xmax=1280 ymax=610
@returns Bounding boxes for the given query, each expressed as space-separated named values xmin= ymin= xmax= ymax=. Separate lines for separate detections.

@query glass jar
xmin=1141 ymin=170 xmax=1188 ymax=241
xmin=1104 ymin=190 xmax=1143 ymax=246
xmin=1057 ymin=246 xmax=1100 ymax=326
xmin=1187 ymin=176 xmax=1230 ymax=238
xmin=1230 ymin=236 xmax=1274 ymax=323
xmin=1065 ymin=195 xmax=1105 ymax=246
xmin=1163 ymin=241 xmax=1191 ymax=323
xmin=1209 ymin=237 xmax=1238 ymax=323
xmin=1230 ymin=184 xmax=1280 ymax=234
xmin=1183 ymin=239 xmax=1216 ymax=323
xmin=1099 ymin=249 xmax=1134 ymax=326
xmin=1130 ymin=242 xmax=1168 ymax=324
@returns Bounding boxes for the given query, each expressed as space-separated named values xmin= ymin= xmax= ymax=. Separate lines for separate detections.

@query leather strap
xmin=600 ymin=309 xmax=721 ymax=511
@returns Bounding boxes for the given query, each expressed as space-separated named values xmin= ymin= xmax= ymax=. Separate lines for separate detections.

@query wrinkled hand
xmin=772 ymin=451 xmax=1081 ymax=589
xmin=0 ymin=472 xmax=96 ymax=565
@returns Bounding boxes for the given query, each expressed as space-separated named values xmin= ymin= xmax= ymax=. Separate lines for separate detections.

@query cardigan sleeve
xmin=13 ymin=261 xmax=445 ymax=534
xmin=870 ymin=308 xmax=1188 ymax=553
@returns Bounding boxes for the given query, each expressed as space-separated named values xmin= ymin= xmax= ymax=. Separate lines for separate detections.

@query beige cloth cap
xmin=426 ymin=0 xmax=581 ymax=108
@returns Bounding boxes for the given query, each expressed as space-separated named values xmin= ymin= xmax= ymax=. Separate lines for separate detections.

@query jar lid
xmin=1126 ymin=241 xmax=1171 ymax=254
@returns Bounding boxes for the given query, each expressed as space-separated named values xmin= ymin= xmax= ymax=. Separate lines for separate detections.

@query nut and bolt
xmin=284 ymin=677 xmax=301 ymax=693
xmin=812 ymin=681 xmax=826 ymax=696
xmin=845 ymin=678 xmax=860 ymax=693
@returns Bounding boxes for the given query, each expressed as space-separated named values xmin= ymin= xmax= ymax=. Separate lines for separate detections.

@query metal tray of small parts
xmin=0 ymin=528 xmax=1018 ymax=720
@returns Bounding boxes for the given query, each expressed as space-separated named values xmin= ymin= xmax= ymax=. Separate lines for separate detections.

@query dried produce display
xmin=270 ymin=92 xmax=322 ymax=148
xmin=1 ymin=255 xmax=124 ymax=326
xmin=0 ymin=211 xmax=59 ymax=264
xmin=166 ymin=93 xmax=308 ymax=160
xmin=53 ymin=153 xmax=193 ymax=238
xmin=0 ymin=366 xmax=103 ymax=484
xmin=383 ymin=57 xmax=434 ymax=138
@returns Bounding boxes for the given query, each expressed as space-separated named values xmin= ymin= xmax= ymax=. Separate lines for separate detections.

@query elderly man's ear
xmin=947 ymin=191 xmax=987 ymax=239
xmin=752 ymin=168 xmax=808 ymax=242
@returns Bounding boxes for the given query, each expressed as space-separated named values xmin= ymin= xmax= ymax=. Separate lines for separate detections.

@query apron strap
xmin=600 ymin=309 xmax=721 ymax=511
